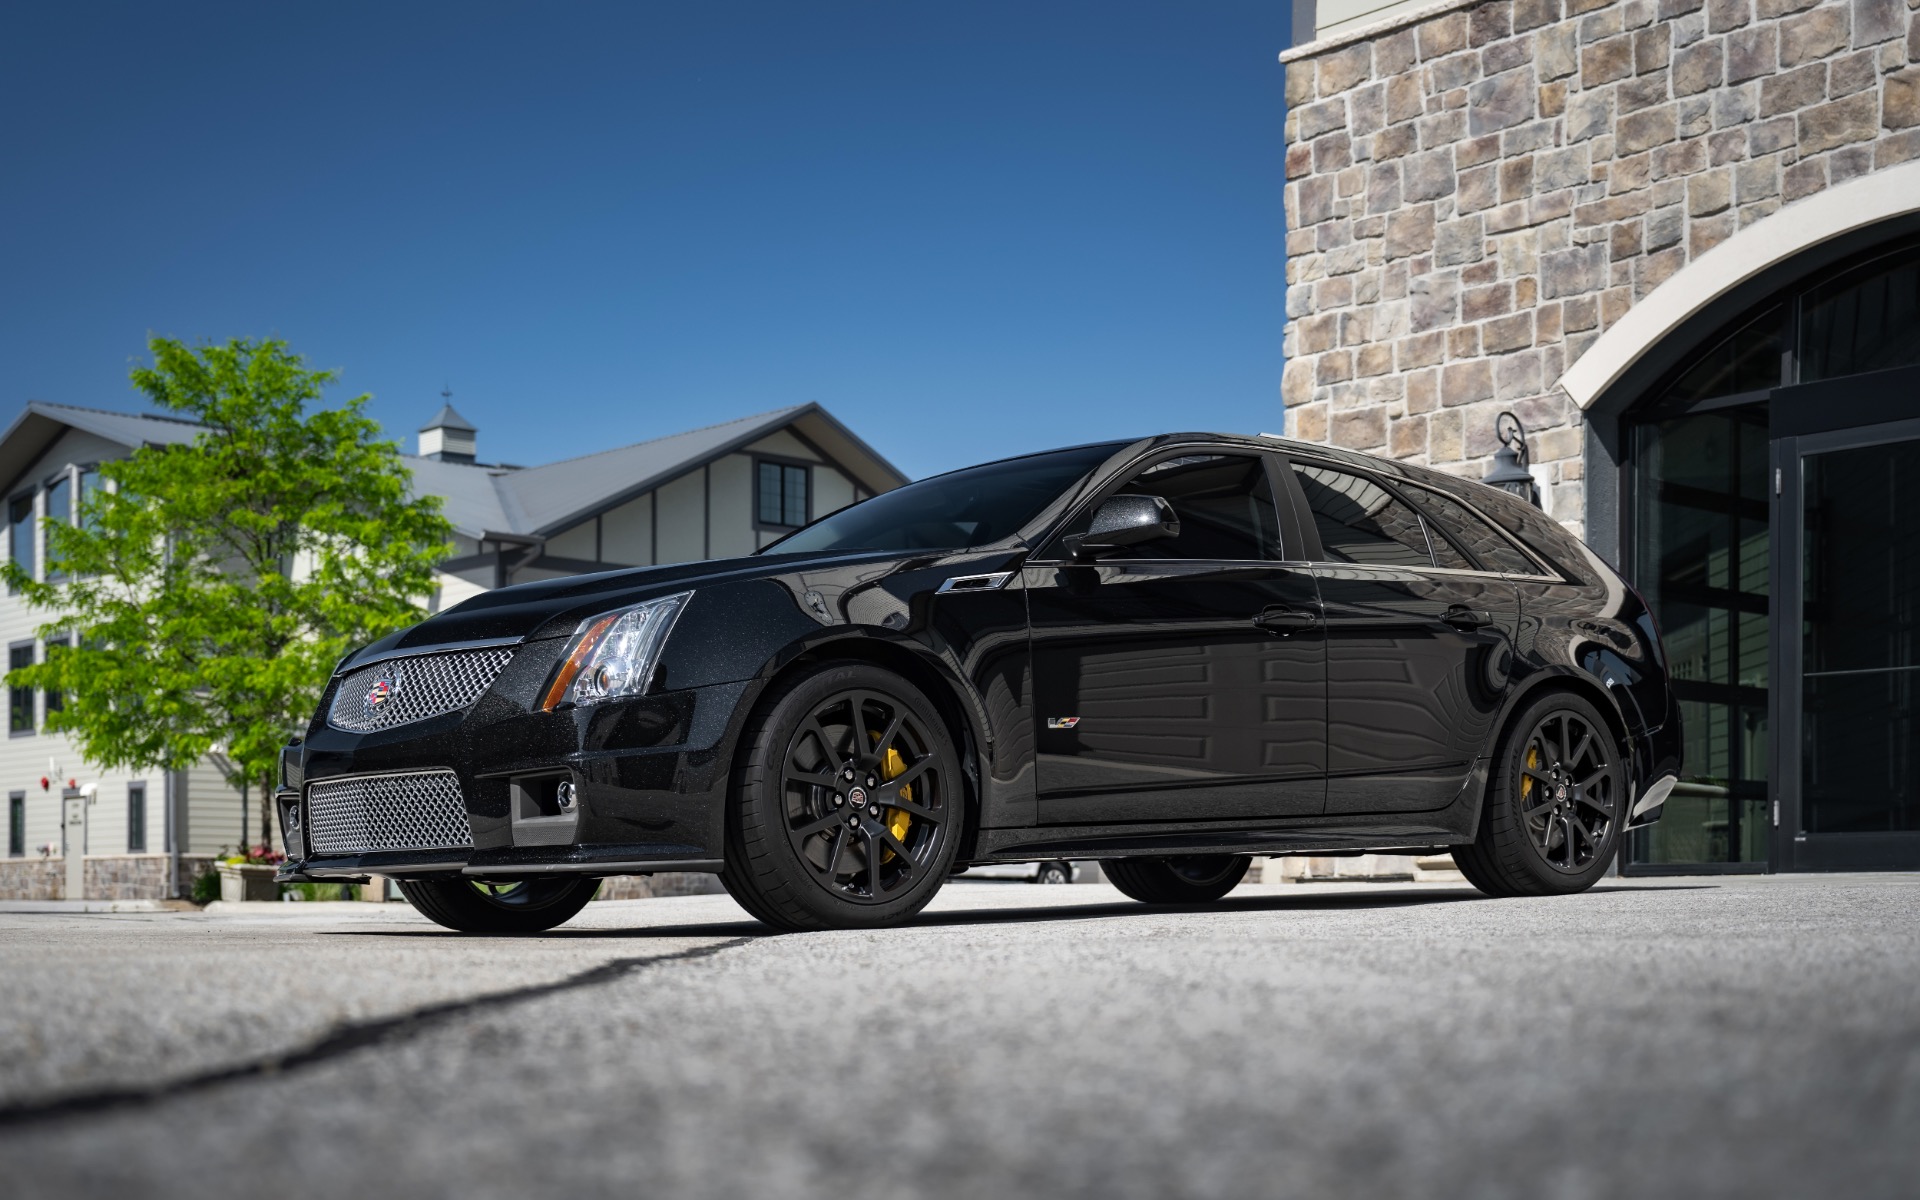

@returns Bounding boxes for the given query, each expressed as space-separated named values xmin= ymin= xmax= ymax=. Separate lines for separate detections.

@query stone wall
xmin=595 ymin=872 xmax=729 ymax=901
xmin=1281 ymin=0 xmax=1920 ymax=537
xmin=0 ymin=853 xmax=216 ymax=900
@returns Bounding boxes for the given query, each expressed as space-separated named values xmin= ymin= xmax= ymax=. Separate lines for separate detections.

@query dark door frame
xmin=1771 ymin=410 xmax=1920 ymax=871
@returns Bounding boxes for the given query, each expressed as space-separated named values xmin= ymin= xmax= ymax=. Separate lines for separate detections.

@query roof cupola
xmin=419 ymin=389 xmax=477 ymax=464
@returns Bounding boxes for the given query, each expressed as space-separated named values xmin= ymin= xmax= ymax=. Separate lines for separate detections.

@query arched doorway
xmin=1619 ymin=237 xmax=1920 ymax=871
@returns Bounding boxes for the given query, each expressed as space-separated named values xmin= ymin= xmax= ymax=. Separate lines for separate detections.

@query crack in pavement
xmin=0 ymin=936 xmax=753 ymax=1130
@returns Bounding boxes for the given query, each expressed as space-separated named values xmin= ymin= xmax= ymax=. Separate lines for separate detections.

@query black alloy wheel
xmin=398 ymin=876 xmax=599 ymax=934
xmin=1516 ymin=709 xmax=1617 ymax=873
xmin=1105 ymin=854 xmax=1251 ymax=905
xmin=721 ymin=663 xmax=962 ymax=931
xmin=1453 ymin=690 xmax=1624 ymax=897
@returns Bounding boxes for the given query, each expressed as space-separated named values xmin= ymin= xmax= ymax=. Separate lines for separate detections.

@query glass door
xmin=1775 ymin=417 xmax=1920 ymax=870
xmin=1626 ymin=404 xmax=1772 ymax=869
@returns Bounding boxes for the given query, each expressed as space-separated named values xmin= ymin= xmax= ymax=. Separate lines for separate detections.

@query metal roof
xmin=419 ymin=403 xmax=476 ymax=433
xmin=0 ymin=400 xmax=909 ymax=542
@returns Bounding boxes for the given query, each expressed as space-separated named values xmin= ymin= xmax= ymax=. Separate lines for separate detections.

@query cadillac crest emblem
xmin=363 ymin=663 xmax=404 ymax=716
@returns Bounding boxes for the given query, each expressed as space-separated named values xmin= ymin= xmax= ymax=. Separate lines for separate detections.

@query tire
xmin=398 ymin=877 xmax=599 ymax=933
xmin=1449 ymin=841 xmax=1519 ymax=897
xmin=1453 ymin=690 xmax=1626 ymax=898
xmin=1104 ymin=854 xmax=1250 ymax=904
xmin=1035 ymin=861 xmax=1073 ymax=885
xmin=720 ymin=663 xmax=964 ymax=932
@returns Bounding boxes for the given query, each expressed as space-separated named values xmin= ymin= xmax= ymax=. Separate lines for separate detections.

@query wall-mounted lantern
xmin=1485 ymin=411 xmax=1542 ymax=509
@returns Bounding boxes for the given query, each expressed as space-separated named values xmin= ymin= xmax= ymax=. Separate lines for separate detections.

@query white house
xmin=0 ymin=400 xmax=905 ymax=899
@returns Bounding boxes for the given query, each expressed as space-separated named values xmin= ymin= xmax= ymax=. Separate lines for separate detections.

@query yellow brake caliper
xmin=880 ymin=744 xmax=912 ymax=859
xmin=1523 ymin=745 xmax=1539 ymax=804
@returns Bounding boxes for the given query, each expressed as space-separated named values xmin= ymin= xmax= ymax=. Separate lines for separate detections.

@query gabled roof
xmin=494 ymin=403 xmax=908 ymax=538
xmin=0 ymin=401 xmax=204 ymax=494
xmin=0 ymin=399 xmax=909 ymax=543
xmin=492 ymin=406 xmax=811 ymax=536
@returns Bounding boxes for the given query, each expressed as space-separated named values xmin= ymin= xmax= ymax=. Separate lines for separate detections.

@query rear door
xmin=1282 ymin=458 xmax=1520 ymax=814
xmin=1026 ymin=449 xmax=1327 ymax=825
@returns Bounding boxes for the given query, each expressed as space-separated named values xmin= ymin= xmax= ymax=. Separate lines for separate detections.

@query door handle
xmin=1441 ymin=605 xmax=1494 ymax=632
xmin=1254 ymin=606 xmax=1320 ymax=635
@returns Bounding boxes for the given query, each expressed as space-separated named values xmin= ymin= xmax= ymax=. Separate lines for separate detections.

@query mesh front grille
xmin=306 ymin=771 xmax=474 ymax=857
xmin=327 ymin=647 xmax=515 ymax=733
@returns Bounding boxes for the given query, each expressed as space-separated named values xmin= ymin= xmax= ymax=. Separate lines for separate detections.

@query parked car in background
xmin=960 ymin=860 xmax=1088 ymax=884
xmin=276 ymin=432 xmax=1680 ymax=933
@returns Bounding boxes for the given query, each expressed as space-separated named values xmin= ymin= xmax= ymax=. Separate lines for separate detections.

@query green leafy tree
xmin=4 ymin=337 xmax=454 ymax=850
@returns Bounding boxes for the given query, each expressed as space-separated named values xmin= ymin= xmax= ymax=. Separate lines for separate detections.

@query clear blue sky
xmin=2 ymin=2 xmax=1292 ymax=480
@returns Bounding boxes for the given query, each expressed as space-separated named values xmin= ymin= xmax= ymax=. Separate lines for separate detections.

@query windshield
xmin=768 ymin=442 xmax=1127 ymax=555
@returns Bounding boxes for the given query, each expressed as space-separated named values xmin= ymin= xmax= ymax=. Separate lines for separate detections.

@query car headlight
xmin=540 ymin=592 xmax=692 ymax=711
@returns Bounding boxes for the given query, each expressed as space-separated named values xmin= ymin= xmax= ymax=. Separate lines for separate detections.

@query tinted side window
xmin=1292 ymin=463 xmax=1432 ymax=568
xmin=1068 ymin=453 xmax=1282 ymax=560
xmin=1425 ymin=523 xmax=1477 ymax=571
xmin=770 ymin=442 xmax=1124 ymax=554
xmin=1404 ymin=485 xmax=1541 ymax=575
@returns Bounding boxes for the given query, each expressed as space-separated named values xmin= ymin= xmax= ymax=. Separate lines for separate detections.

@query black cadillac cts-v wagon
xmin=277 ymin=433 xmax=1681 ymax=932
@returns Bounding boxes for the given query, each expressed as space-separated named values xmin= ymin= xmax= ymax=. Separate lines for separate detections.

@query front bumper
xmin=278 ymin=665 xmax=752 ymax=882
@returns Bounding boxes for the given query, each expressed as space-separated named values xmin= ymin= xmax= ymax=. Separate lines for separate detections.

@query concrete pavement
xmin=3 ymin=875 xmax=1918 ymax=1198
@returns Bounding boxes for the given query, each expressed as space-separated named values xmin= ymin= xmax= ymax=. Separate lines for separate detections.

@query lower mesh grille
xmin=305 ymin=770 xmax=474 ymax=857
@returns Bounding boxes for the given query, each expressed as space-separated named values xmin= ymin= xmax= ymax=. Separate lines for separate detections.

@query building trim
xmin=1562 ymin=161 xmax=1920 ymax=412
xmin=1278 ymin=0 xmax=1477 ymax=62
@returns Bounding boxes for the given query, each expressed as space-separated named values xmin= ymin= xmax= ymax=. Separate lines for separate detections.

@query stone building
xmin=1282 ymin=0 xmax=1920 ymax=872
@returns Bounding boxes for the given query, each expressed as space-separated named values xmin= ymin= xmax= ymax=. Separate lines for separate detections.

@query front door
xmin=1286 ymin=459 xmax=1520 ymax=814
xmin=1027 ymin=451 xmax=1327 ymax=825
xmin=1775 ymin=415 xmax=1920 ymax=869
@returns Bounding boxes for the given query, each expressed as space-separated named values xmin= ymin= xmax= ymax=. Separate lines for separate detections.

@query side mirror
xmin=1064 ymin=494 xmax=1180 ymax=561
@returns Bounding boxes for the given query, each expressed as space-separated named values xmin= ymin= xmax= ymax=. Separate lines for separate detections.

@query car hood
xmin=336 ymin=547 xmax=947 ymax=673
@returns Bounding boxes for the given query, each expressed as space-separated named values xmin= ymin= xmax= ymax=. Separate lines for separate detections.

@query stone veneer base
xmin=0 ymin=854 xmax=220 ymax=900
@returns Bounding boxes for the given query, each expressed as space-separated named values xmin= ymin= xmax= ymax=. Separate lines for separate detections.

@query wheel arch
xmin=736 ymin=631 xmax=992 ymax=863
xmin=1464 ymin=667 xmax=1636 ymax=833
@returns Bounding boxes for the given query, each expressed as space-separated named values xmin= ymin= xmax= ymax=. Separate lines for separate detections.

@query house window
xmin=78 ymin=466 xmax=101 ymax=532
xmin=757 ymin=461 xmax=809 ymax=528
xmin=7 ymin=643 xmax=33 ymax=735
xmin=42 ymin=637 xmax=67 ymax=717
xmin=8 ymin=494 xmax=33 ymax=583
xmin=128 ymin=783 xmax=146 ymax=853
xmin=43 ymin=474 xmax=70 ymax=582
xmin=7 ymin=792 xmax=22 ymax=857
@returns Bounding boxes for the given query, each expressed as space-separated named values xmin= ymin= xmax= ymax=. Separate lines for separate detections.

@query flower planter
xmin=218 ymin=863 xmax=280 ymax=903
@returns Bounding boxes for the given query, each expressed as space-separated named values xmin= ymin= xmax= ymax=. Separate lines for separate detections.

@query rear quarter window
xmin=1402 ymin=485 xmax=1542 ymax=576
xmin=1457 ymin=484 xmax=1584 ymax=582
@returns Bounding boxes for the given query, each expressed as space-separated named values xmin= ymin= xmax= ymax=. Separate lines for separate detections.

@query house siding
xmin=601 ymin=492 xmax=654 ymax=566
xmin=708 ymin=454 xmax=757 ymax=558
xmin=653 ymin=471 xmax=708 ymax=564
xmin=544 ymin=520 xmax=596 ymax=562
